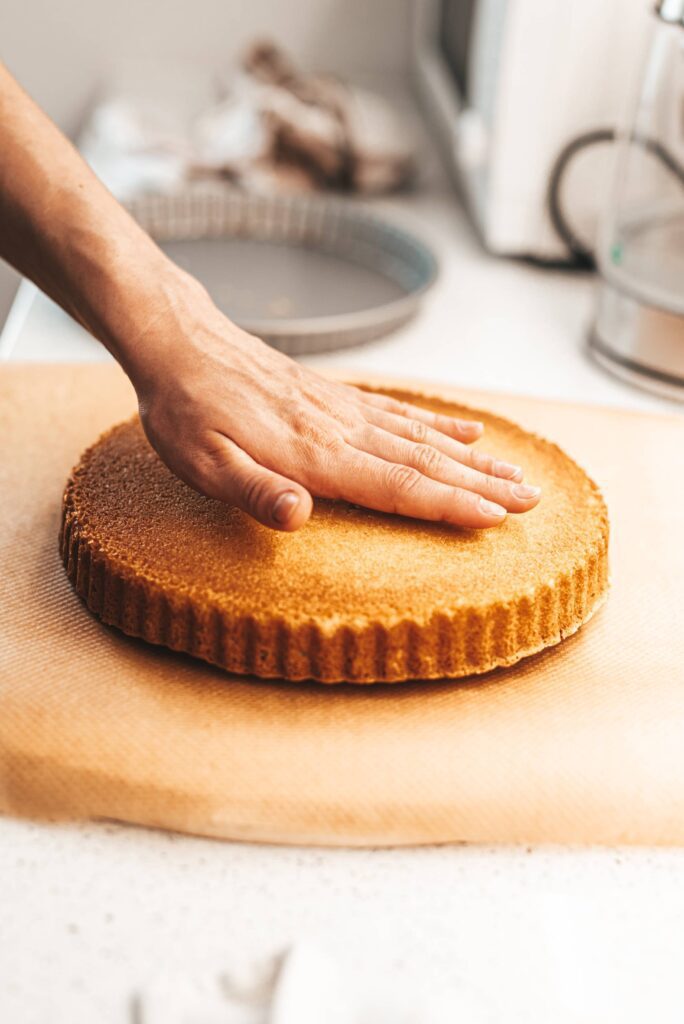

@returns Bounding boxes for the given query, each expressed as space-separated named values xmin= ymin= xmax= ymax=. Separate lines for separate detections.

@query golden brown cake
xmin=60 ymin=387 xmax=609 ymax=684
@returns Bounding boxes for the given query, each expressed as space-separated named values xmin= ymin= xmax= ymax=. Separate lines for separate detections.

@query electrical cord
xmin=546 ymin=128 xmax=615 ymax=271
xmin=546 ymin=127 xmax=684 ymax=271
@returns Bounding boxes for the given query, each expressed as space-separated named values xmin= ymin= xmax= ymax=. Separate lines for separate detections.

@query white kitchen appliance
xmin=412 ymin=0 xmax=649 ymax=260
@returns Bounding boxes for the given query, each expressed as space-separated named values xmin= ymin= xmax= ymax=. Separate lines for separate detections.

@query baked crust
xmin=60 ymin=388 xmax=609 ymax=683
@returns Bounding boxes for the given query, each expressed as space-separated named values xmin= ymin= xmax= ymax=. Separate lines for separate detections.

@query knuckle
xmin=412 ymin=443 xmax=442 ymax=476
xmin=319 ymin=432 xmax=345 ymax=457
xmin=241 ymin=471 xmax=275 ymax=516
xmin=289 ymin=407 xmax=315 ymax=437
xmin=350 ymin=422 xmax=374 ymax=447
xmin=288 ymin=409 xmax=345 ymax=460
xmin=473 ymin=451 xmax=495 ymax=474
xmin=191 ymin=443 xmax=228 ymax=490
xmin=385 ymin=462 xmax=423 ymax=497
xmin=407 ymin=418 xmax=429 ymax=444
xmin=190 ymin=443 xmax=242 ymax=500
xmin=387 ymin=397 xmax=411 ymax=418
xmin=298 ymin=429 xmax=343 ymax=463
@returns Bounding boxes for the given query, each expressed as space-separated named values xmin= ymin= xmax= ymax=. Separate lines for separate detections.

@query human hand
xmin=129 ymin=280 xmax=541 ymax=533
xmin=0 ymin=63 xmax=537 ymax=535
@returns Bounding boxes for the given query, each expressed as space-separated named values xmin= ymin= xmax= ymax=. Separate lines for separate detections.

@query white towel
xmin=135 ymin=941 xmax=493 ymax=1024
xmin=80 ymin=42 xmax=415 ymax=201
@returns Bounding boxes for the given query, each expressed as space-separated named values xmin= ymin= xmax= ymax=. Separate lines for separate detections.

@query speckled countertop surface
xmin=3 ymin=818 xmax=684 ymax=1023
xmin=2 ymin=96 xmax=683 ymax=1024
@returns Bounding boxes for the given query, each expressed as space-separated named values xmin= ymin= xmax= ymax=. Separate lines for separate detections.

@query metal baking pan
xmin=125 ymin=191 xmax=438 ymax=355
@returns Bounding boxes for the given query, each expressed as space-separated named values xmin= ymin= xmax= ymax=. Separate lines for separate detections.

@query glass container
xmin=591 ymin=0 xmax=684 ymax=400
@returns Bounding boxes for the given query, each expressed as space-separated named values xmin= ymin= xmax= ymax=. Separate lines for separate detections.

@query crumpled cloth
xmin=136 ymin=942 xmax=488 ymax=1024
xmin=81 ymin=42 xmax=415 ymax=200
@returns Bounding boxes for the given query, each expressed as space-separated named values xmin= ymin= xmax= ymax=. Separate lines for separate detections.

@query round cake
xmin=60 ymin=388 xmax=609 ymax=684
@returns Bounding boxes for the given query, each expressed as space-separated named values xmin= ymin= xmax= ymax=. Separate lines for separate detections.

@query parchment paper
xmin=1 ymin=364 xmax=683 ymax=846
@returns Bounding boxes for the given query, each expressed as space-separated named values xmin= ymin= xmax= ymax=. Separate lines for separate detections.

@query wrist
xmin=108 ymin=261 xmax=257 ymax=403
xmin=45 ymin=193 xmax=214 ymax=383
xmin=85 ymin=250 xmax=216 ymax=389
xmin=105 ymin=262 xmax=208 ymax=374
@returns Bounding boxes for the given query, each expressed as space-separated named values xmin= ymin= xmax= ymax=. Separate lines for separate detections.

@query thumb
xmin=200 ymin=436 xmax=313 ymax=532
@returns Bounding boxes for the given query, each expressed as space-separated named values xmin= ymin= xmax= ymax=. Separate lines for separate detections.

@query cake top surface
xmin=67 ymin=389 xmax=607 ymax=629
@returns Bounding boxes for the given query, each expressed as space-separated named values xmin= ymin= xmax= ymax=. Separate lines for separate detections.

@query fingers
xmin=357 ymin=389 xmax=484 ymax=443
xmin=349 ymin=426 xmax=541 ymax=514
xmin=360 ymin=406 xmax=524 ymax=482
xmin=197 ymin=434 xmax=313 ymax=531
xmin=330 ymin=448 xmax=510 ymax=529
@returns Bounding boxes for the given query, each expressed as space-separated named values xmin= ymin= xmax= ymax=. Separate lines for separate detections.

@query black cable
xmin=546 ymin=127 xmax=684 ymax=271
xmin=546 ymin=128 xmax=615 ymax=270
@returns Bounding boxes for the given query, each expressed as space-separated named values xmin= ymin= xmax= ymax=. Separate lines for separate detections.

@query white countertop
xmin=2 ymin=145 xmax=684 ymax=1024
xmin=3 ymin=188 xmax=679 ymax=416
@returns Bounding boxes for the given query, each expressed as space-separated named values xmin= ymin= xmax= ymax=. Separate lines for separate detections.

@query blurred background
xmin=1 ymin=0 xmax=682 ymax=398
xmin=0 ymin=0 xmax=413 ymax=320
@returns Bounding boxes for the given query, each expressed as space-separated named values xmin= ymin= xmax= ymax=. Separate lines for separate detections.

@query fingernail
xmin=479 ymin=498 xmax=507 ymax=518
xmin=494 ymin=460 xmax=523 ymax=481
xmin=512 ymin=483 xmax=541 ymax=500
xmin=458 ymin=419 xmax=483 ymax=434
xmin=272 ymin=490 xmax=300 ymax=524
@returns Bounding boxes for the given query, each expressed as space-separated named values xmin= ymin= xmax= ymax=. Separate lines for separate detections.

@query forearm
xmin=0 ymin=62 xmax=197 ymax=377
xmin=0 ymin=64 xmax=540 ymax=533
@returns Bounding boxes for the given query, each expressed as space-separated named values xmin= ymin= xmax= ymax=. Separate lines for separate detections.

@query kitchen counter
xmin=3 ymin=187 xmax=679 ymax=416
xmin=2 ymin=137 xmax=683 ymax=1024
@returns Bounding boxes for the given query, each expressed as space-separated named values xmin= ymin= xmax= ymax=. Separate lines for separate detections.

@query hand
xmin=130 ymin=281 xmax=541 ymax=532
xmin=0 ymin=65 xmax=537 ymax=534
xmin=0 ymin=63 xmax=536 ymax=535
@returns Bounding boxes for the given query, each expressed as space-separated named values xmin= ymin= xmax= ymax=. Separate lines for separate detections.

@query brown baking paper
xmin=1 ymin=363 xmax=683 ymax=846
